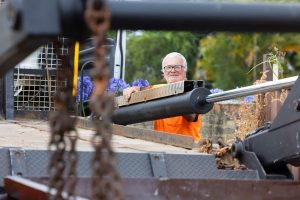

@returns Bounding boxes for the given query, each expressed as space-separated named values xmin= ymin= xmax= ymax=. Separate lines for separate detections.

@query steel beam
xmin=109 ymin=1 xmax=300 ymax=32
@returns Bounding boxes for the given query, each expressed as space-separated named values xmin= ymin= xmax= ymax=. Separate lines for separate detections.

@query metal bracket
xmin=149 ymin=152 xmax=167 ymax=178
xmin=9 ymin=148 xmax=26 ymax=177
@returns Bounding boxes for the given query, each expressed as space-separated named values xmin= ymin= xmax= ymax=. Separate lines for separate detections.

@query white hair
xmin=161 ymin=52 xmax=187 ymax=72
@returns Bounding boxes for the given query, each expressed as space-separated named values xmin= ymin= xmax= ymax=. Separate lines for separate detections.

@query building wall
xmin=130 ymin=102 xmax=247 ymax=143
xmin=201 ymin=102 xmax=242 ymax=143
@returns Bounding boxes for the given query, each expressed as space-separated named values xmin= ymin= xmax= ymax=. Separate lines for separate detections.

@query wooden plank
xmin=76 ymin=117 xmax=194 ymax=149
xmin=115 ymin=80 xmax=204 ymax=107
xmin=115 ymin=81 xmax=185 ymax=107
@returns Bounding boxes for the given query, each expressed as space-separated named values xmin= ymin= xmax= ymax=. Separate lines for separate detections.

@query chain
xmin=48 ymin=38 xmax=78 ymax=200
xmin=85 ymin=0 xmax=123 ymax=199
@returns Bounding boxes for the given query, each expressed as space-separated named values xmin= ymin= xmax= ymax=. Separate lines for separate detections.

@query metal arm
xmin=231 ymin=75 xmax=300 ymax=179
xmin=112 ymin=76 xmax=298 ymax=125
xmin=109 ymin=1 xmax=300 ymax=32
xmin=3 ymin=0 xmax=300 ymax=77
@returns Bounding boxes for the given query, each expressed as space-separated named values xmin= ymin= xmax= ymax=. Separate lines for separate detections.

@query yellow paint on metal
xmin=72 ymin=41 xmax=80 ymax=96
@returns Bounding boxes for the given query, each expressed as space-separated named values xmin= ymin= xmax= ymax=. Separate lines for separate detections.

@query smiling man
xmin=123 ymin=52 xmax=202 ymax=141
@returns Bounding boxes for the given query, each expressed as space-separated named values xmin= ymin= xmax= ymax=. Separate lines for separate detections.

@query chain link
xmin=47 ymin=0 xmax=122 ymax=199
xmin=48 ymin=39 xmax=78 ymax=200
xmin=85 ymin=0 xmax=123 ymax=199
xmin=66 ymin=129 xmax=79 ymax=199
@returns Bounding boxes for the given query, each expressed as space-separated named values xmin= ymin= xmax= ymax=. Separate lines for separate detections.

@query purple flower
xmin=117 ymin=78 xmax=130 ymax=92
xmin=106 ymin=78 xmax=130 ymax=94
xmin=77 ymin=77 xmax=149 ymax=100
xmin=77 ymin=76 xmax=94 ymax=103
xmin=210 ymin=88 xmax=224 ymax=94
xmin=132 ymin=79 xmax=149 ymax=89
xmin=243 ymin=95 xmax=255 ymax=103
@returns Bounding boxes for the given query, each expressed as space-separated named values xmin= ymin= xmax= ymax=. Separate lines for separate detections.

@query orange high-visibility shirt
xmin=147 ymin=84 xmax=202 ymax=141
xmin=154 ymin=115 xmax=201 ymax=141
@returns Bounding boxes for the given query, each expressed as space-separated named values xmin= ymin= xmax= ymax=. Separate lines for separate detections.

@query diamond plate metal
xmin=165 ymin=154 xmax=219 ymax=179
xmin=218 ymin=170 xmax=259 ymax=179
xmin=25 ymin=150 xmax=49 ymax=177
xmin=26 ymin=151 xmax=93 ymax=178
xmin=117 ymin=153 xmax=153 ymax=178
xmin=165 ymin=153 xmax=259 ymax=179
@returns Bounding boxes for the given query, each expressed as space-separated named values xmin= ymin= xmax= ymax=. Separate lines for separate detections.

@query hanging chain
xmin=85 ymin=0 xmax=123 ymax=199
xmin=48 ymin=38 xmax=78 ymax=200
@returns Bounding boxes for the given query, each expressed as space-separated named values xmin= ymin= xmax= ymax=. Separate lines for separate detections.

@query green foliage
xmin=125 ymin=31 xmax=202 ymax=84
xmin=197 ymin=32 xmax=300 ymax=90
xmin=107 ymin=30 xmax=117 ymax=41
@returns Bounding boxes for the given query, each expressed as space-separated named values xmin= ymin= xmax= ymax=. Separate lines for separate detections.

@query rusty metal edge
xmin=76 ymin=117 xmax=194 ymax=149
xmin=10 ymin=177 xmax=300 ymax=200
xmin=4 ymin=176 xmax=88 ymax=200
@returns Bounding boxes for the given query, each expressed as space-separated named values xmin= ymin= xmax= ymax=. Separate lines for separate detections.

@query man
xmin=123 ymin=52 xmax=201 ymax=141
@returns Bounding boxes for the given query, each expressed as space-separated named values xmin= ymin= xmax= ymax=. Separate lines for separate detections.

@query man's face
xmin=163 ymin=56 xmax=187 ymax=83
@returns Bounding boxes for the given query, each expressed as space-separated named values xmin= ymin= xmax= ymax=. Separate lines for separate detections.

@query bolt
xmin=7 ymin=0 xmax=22 ymax=30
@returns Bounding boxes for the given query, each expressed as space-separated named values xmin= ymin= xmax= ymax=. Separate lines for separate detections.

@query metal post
xmin=4 ymin=69 xmax=14 ymax=119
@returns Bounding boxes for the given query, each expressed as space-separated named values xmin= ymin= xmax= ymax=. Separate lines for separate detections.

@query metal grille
xmin=13 ymin=74 xmax=65 ymax=111
xmin=13 ymin=42 xmax=68 ymax=111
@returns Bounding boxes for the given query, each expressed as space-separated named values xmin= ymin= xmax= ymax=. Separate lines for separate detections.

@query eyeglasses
xmin=163 ymin=65 xmax=184 ymax=72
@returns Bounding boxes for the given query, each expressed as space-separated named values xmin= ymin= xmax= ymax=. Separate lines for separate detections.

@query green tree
xmin=197 ymin=32 xmax=300 ymax=90
xmin=125 ymin=31 xmax=202 ymax=85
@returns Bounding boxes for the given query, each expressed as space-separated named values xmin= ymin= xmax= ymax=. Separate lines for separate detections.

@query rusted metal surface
xmin=76 ymin=117 xmax=194 ymax=149
xmin=4 ymin=176 xmax=87 ymax=200
xmin=115 ymin=80 xmax=203 ymax=107
xmin=5 ymin=176 xmax=300 ymax=200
